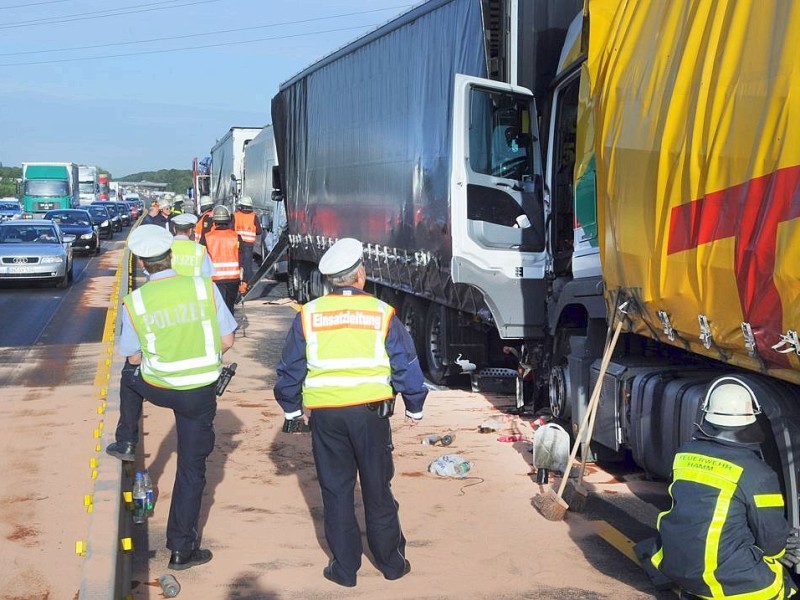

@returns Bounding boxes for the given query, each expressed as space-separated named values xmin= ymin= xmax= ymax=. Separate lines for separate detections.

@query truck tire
xmin=399 ymin=296 xmax=428 ymax=371
xmin=289 ymin=263 xmax=310 ymax=304
xmin=424 ymin=303 xmax=449 ymax=385
xmin=548 ymin=327 xmax=583 ymax=420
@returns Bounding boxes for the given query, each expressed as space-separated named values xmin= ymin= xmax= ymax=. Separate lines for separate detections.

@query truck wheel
xmin=289 ymin=264 xmax=310 ymax=303
xmin=424 ymin=303 xmax=448 ymax=385
xmin=549 ymin=362 xmax=570 ymax=419
xmin=548 ymin=327 xmax=581 ymax=420
xmin=399 ymin=296 xmax=428 ymax=371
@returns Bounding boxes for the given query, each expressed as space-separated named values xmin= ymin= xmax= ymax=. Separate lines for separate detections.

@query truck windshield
xmin=24 ymin=180 xmax=69 ymax=197
xmin=79 ymin=183 xmax=95 ymax=194
xmin=468 ymin=89 xmax=534 ymax=181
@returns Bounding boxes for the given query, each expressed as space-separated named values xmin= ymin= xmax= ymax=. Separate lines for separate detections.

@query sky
xmin=0 ymin=0 xmax=416 ymax=177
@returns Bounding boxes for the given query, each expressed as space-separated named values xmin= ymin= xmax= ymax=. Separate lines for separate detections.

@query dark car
xmin=125 ymin=200 xmax=142 ymax=220
xmin=85 ymin=204 xmax=114 ymax=240
xmin=92 ymin=201 xmax=121 ymax=232
xmin=113 ymin=201 xmax=132 ymax=227
xmin=44 ymin=209 xmax=100 ymax=255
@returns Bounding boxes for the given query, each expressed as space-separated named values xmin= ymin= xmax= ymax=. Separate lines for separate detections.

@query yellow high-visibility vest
xmin=124 ymin=275 xmax=222 ymax=390
xmin=300 ymin=293 xmax=393 ymax=408
xmin=171 ymin=239 xmax=207 ymax=277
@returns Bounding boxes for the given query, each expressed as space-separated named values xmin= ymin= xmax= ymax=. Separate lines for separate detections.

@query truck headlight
xmin=40 ymin=256 xmax=64 ymax=264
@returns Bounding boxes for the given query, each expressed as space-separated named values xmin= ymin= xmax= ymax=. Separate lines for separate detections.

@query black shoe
xmin=168 ymin=548 xmax=213 ymax=571
xmin=384 ymin=559 xmax=411 ymax=581
xmin=106 ymin=441 xmax=136 ymax=462
xmin=323 ymin=564 xmax=356 ymax=588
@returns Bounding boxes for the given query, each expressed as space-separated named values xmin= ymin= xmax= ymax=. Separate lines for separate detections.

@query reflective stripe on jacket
xmin=205 ymin=228 xmax=240 ymax=281
xmin=300 ymin=293 xmax=393 ymax=408
xmin=234 ymin=210 xmax=257 ymax=244
xmin=171 ymin=239 xmax=207 ymax=277
xmin=652 ymin=438 xmax=790 ymax=599
xmin=124 ymin=275 xmax=222 ymax=390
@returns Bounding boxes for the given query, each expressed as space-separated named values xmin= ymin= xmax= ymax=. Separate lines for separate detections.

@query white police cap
xmin=172 ymin=213 xmax=198 ymax=227
xmin=128 ymin=224 xmax=174 ymax=259
xmin=318 ymin=238 xmax=363 ymax=276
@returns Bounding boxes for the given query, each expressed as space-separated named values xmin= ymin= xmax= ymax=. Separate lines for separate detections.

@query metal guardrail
xmin=78 ymin=231 xmax=135 ymax=599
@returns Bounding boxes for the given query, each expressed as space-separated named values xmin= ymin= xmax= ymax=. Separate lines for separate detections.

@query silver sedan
xmin=0 ymin=220 xmax=75 ymax=288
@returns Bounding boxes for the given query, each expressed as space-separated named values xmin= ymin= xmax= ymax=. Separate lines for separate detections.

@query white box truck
xmin=210 ymin=127 xmax=262 ymax=209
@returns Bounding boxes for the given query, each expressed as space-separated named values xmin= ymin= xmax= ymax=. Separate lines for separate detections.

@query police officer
xmin=201 ymin=205 xmax=242 ymax=314
xmin=171 ymin=213 xmax=215 ymax=277
xmin=233 ymin=196 xmax=262 ymax=286
xmin=195 ymin=195 xmax=215 ymax=238
xmin=646 ymin=376 xmax=799 ymax=599
xmin=274 ymin=237 xmax=428 ymax=588
xmin=105 ymin=225 xmax=237 ymax=571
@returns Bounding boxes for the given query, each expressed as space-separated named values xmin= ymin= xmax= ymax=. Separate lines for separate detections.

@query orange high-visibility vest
xmin=234 ymin=211 xmax=257 ymax=244
xmin=204 ymin=228 xmax=240 ymax=281
xmin=195 ymin=211 xmax=215 ymax=238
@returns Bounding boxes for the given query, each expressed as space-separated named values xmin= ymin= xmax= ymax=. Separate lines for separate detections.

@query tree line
xmin=118 ymin=170 xmax=193 ymax=195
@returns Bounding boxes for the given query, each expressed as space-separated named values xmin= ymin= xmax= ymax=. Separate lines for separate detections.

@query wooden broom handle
xmin=556 ymin=315 xmax=625 ymax=498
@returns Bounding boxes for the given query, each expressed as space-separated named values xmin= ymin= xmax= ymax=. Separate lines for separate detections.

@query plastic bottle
xmin=158 ymin=574 xmax=181 ymax=597
xmin=451 ymin=461 xmax=471 ymax=476
xmin=132 ymin=472 xmax=147 ymax=524
xmin=142 ymin=469 xmax=154 ymax=517
xmin=441 ymin=433 xmax=455 ymax=446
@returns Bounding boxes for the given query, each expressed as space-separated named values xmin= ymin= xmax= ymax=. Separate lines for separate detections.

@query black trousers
xmin=115 ymin=361 xmax=217 ymax=553
xmin=309 ymin=403 xmax=407 ymax=584
xmin=215 ymin=279 xmax=239 ymax=314
xmin=241 ymin=242 xmax=255 ymax=282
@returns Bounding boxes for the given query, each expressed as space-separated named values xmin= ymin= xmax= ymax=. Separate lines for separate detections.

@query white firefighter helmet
xmin=199 ymin=195 xmax=213 ymax=210
xmin=238 ymin=196 xmax=253 ymax=208
xmin=702 ymin=376 xmax=761 ymax=427
xmin=212 ymin=205 xmax=231 ymax=223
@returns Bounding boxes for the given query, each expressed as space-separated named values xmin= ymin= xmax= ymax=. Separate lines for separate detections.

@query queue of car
xmin=0 ymin=199 xmax=136 ymax=289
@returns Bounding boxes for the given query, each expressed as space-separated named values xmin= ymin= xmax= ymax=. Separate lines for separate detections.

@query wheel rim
xmin=427 ymin=311 xmax=445 ymax=374
xmin=549 ymin=363 xmax=569 ymax=418
xmin=400 ymin=303 xmax=418 ymax=340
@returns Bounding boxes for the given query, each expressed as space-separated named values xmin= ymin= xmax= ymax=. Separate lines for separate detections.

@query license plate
xmin=4 ymin=266 xmax=37 ymax=274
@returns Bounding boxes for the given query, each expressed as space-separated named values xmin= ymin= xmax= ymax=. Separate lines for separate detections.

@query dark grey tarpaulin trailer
xmin=271 ymin=0 xmax=580 ymax=383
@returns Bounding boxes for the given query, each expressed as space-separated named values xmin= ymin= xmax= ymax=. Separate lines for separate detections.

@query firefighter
xmin=233 ymin=196 xmax=262 ymax=287
xmin=171 ymin=213 xmax=215 ymax=277
xmin=142 ymin=198 xmax=171 ymax=229
xmin=645 ymin=375 xmax=799 ymax=599
xmin=195 ymin=195 xmax=215 ymax=238
xmin=171 ymin=194 xmax=186 ymax=217
xmin=201 ymin=205 xmax=242 ymax=314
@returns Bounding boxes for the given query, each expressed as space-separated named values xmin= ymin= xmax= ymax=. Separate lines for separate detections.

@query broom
xmin=532 ymin=303 xmax=628 ymax=521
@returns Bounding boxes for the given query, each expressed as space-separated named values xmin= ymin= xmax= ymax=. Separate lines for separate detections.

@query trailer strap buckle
xmin=772 ymin=330 xmax=800 ymax=356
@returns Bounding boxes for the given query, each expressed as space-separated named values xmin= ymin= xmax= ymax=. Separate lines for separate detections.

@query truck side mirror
xmin=271 ymin=165 xmax=282 ymax=193
xmin=271 ymin=190 xmax=284 ymax=203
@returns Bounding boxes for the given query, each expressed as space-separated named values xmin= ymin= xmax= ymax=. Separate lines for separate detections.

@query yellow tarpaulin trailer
xmin=587 ymin=0 xmax=800 ymax=383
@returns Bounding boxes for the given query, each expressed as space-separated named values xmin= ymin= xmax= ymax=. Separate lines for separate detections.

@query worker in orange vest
xmin=201 ymin=205 xmax=243 ymax=314
xmin=195 ymin=195 xmax=215 ymax=239
xmin=233 ymin=196 xmax=262 ymax=287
